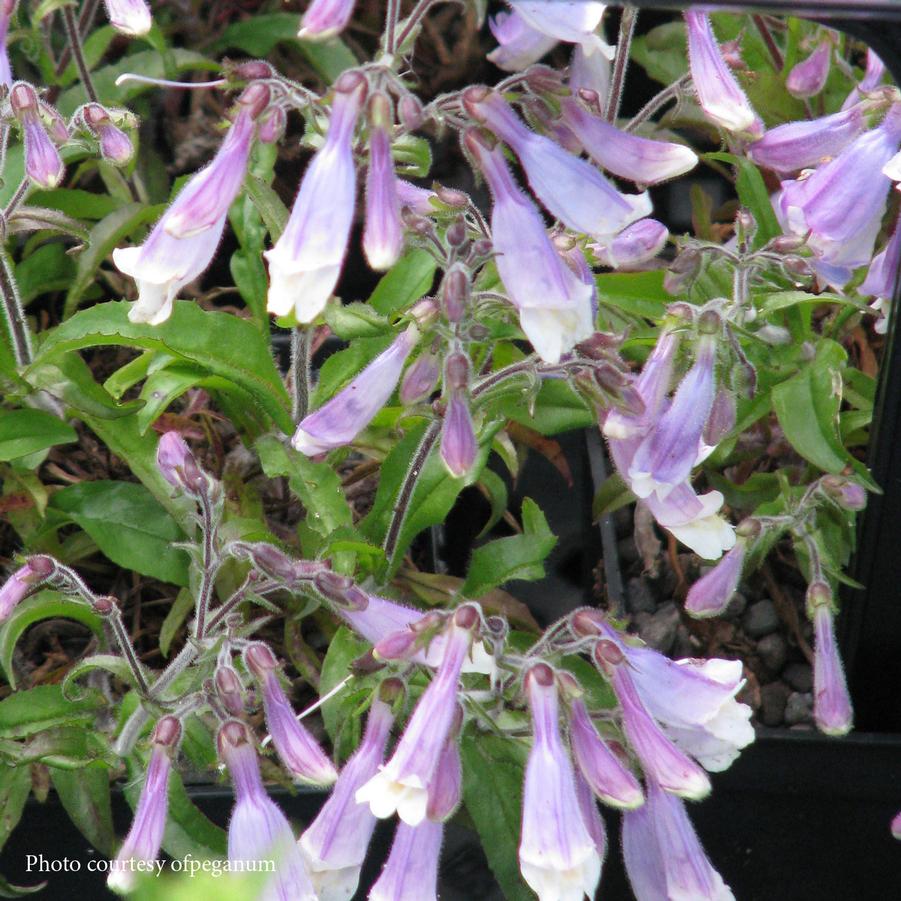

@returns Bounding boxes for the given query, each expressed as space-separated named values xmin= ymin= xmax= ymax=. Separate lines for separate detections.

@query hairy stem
xmin=0 ymin=249 xmax=32 ymax=367
xmin=291 ymin=325 xmax=311 ymax=424
xmin=62 ymin=5 xmax=99 ymax=103
xmin=393 ymin=0 xmax=441 ymax=53
xmin=606 ymin=6 xmax=638 ymax=122
xmin=752 ymin=14 xmax=784 ymax=72
xmin=193 ymin=491 xmax=217 ymax=641
xmin=108 ymin=607 xmax=150 ymax=695
xmin=384 ymin=0 xmax=402 ymax=55
xmin=626 ymin=73 xmax=692 ymax=132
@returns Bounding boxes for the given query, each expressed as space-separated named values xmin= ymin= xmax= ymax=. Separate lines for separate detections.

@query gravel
xmin=741 ymin=599 xmax=781 ymax=639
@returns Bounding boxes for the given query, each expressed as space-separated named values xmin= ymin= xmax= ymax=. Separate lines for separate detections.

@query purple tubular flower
xmin=396 ymin=179 xmax=436 ymax=215
xmin=465 ymin=130 xmax=593 ymax=363
xmin=369 ymin=820 xmax=444 ymax=901
xmin=569 ymin=42 xmax=610 ymax=102
xmin=510 ymin=0 xmax=611 ymax=58
xmin=399 ymin=352 xmax=440 ymax=405
xmin=299 ymin=695 xmax=395 ymax=901
xmin=108 ymin=717 xmax=179 ymax=894
xmin=574 ymin=771 xmax=607 ymax=868
xmin=426 ymin=732 xmax=463 ymax=822
xmin=892 ymin=810 xmax=901 ymax=841
xmin=156 ymin=431 xmax=207 ymax=495
xmin=11 ymin=83 xmax=64 ymax=189
xmin=519 ymin=663 xmax=603 ymax=901
xmin=561 ymin=98 xmax=698 ymax=185
xmin=0 ymin=0 xmax=16 ymax=87
xmin=685 ymin=540 xmax=746 ymax=619
xmin=299 ymin=0 xmax=355 ymax=40
xmin=103 ymin=0 xmax=151 ymax=36
xmin=811 ymin=600 xmax=853 ymax=735
xmin=568 ymin=696 xmax=644 ymax=809
xmin=465 ymin=88 xmax=651 ymax=240
xmin=487 ymin=10 xmax=556 ymax=71
xmin=592 ymin=218 xmax=669 ymax=270
xmin=747 ymin=106 xmax=866 ymax=175
xmin=0 ymin=556 xmax=54 ymax=623
xmin=266 ymin=72 xmax=366 ymax=323
xmin=861 ymin=209 xmax=901 ymax=334
xmin=440 ymin=391 xmax=477 ymax=478
xmin=787 ymin=39 xmax=832 ymax=98
xmin=218 ymin=721 xmax=317 ymax=901
xmin=843 ymin=48 xmax=886 ymax=110
xmin=356 ymin=606 xmax=477 ymax=825
xmin=644 ymin=483 xmax=736 ymax=561
xmin=623 ymin=778 xmax=735 ymax=901
xmin=244 ymin=643 xmax=338 ymax=786
xmin=291 ymin=324 xmax=417 ymax=455
xmin=113 ymin=104 xmax=257 ymax=324
xmin=364 ymin=95 xmax=403 ymax=271
xmin=684 ymin=10 xmax=762 ymax=136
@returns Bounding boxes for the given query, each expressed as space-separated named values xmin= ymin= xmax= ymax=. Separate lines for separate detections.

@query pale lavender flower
xmin=219 ymin=721 xmax=316 ymax=901
xmin=300 ymin=692 xmax=395 ymax=901
xmin=748 ymin=106 xmax=866 ymax=175
xmin=465 ymin=87 xmax=651 ymax=240
xmin=0 ymin=0 xmax=17 ymax=87
xmin=892 ymin=810 xmax=901 ymax=841
xmin=787 ymin=39 xmax=832 ymax=98
xmin=809 ymin=588 xmax=853 ymax=736
xmin=591 ymin=219 xmax=669 ymax=269
xmin=156 ymin=431 xmax=207 ymax=495
xmin=0 ymin=556 xmax=54 ymax=623
xmin=685 ymin=541 xmax=746 ymax=619
xmin=569 ymin=42 xmax=610 ymax=102
xmin=364 ymin=94 xmax=403 ymax=271
xmin=266 ymin=72 xmax=366 ymax=323
xmin=487 ymin=9 xmax=556 ymax=71
xmin=860 ymin=209 xmax=901 ymax=334
xmin=396 ymin=179 xmax=436 ymax=215
xmin=519 ymin=662 xmax=603 ymax=901
xmin=843 ymin=48 xmax=886 ymax=110
xmin=425 ymin=730 xmax=462 ymax=822
xmin=368 ymin=819 xmax=444 ymax=901
xmin=465 ymin=129 xmax=594 ymax=363
xmin=103 ymin=0 xmax=151 ymax=36
xmin=684 ymin=10 xmax=762 ymax=136
xmin=510 ymin=0 xmax=612 ymax=59
xmin=83 ymin=104 xmax=134 ymax=165
xmin=114 ymin=98 xmax=259 ymax=324
xmin=108 ymin=717 xmax=179 ymax=894
xmin=356 ymin=606 xmax=477 ymax=825
xmin=244 ymin=643 xmax=338 ymax=786
xmin=440 ymin=392 xmax=477 ymax=477
xmin=573 ymin=771 xmax=607 ymax=869
xmin=643 ymin=483 xmax=736 ymax=561
xmin=11 ymin=83 xmax=64 ymax=189
xmin=623 ymin=778 xmax=735 ymax=900
xmin=399 ymin=352 xmax=440 ymax=405
xmin=561 ymin=97 xmax=698 ymax=185
xmin=292 ymin=324 xmax=417 ymax=456
xmin=568 ymin=696 xmax=644 ymax=809
xmin=299 ymin=0 xmax=355 ymax=40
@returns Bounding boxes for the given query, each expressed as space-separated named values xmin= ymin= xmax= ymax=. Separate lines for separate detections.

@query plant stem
xmin=55 ymin=0 xmax=101 ymax=77
xmin=752 ymin=14 xmax=784 ymax=72
xmin=62 ymin=5 xmax=99 ymax=103
xmin=384 ymin=0 xmax=402 ymax=55
xmin=4 ymin=179 xmax=30 ymax=219
xmin=193 ymin=491 xmax=217 ymax=641
xmin=626 ymin=72 xmax=691 ymax=132
xmin=606 ymin=6 xmax=637 ymax=122
xmin=108 ymin=607 xmax=150 ymax=695
xmin=393 ymin=0 xmax=440 ymax=53
xmin=291 ymin=325 xmax=311 ymax=424
xmin=0 ymin=248 xmax=32 ymax=367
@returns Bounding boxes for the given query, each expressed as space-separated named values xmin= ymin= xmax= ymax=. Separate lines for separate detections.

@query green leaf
xmin=323 ymin=301 xmax=391 ymax=339
xmin=16 ymin=726 xmax=113 ymax=769
xmin=0 ymin=875 xmax=45 ymax=898
xmin=462 ymin=497 xmax=557 ymax=597
xmin=460 ymin=731 xmax=533 ymax=901
xmin=630 ymin=21 xmax=688 ymax=86
xmin=0 ymin=409 xmax=77 ymax=461
xmin=318 ymin=626 xmax=373 ymax=758
xmin=50 ymin=481 xmax=190 ymax=585
xmin=49 ymin=765 xmax=115 ymax=856
xmin=0 ymin=765 xmax=31 ymax=853
xmin=498 ymin=378 xmax=594 ymax=435
xmin=62 ymin=654 xmax=147 ymax=701
xmin=34 ymin=301 xmax=292 ymax=433
xmin=244 ymin=175 xmax=289 ymax=242
xmin=0 ymin=685 xmax=104 ymax=739
xmin=0 ymin=592 xmax=104 ymax=690
xmin=476 ymin=468 xmax=509 ymax=539
xmin=159 ymin=588 xmax=194 ymax=658
xmin=15 ymin=243 xmax=76 ymax=305
xmin=27 ymin=188 xmax=120 ymax=220
xmin=592 ymin=469 xmax=635 ymax=520
xmin=368 ymin=248 xmax=437 ymax=315
xmin=706 ymin=152 xmax=780 ymax=248
xmin=135 ymin=364 xmax=205 ymax=434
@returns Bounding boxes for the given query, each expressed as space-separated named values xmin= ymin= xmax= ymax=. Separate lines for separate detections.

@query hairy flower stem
xmin=193 ymin=491 xmax=218 ymax=641
xmin=606 ymin=6 xmax=638 ymax=123
xmin=291 ymin=325 xmax=311 ymax=424
xmin=0 ymin=249 xmax=32 ymax=367
xmin=62 ymin=5 xmax=99 ymax=103
xmin=3 ymin=180 xmax=31 ymax=219
xmin=393 ymin=0 xmax=441 ymax=53
xmin=626 ymin=73 xmax=692 ymax=132
xmin=384 ymin=0 xmax=401 ymax=55
xmin=55 ymin=0 xmax=100 ymax=77
xmin=752 ymin=14 xmax=784 ymax=72
xmin=107 ymin=606 xmax=150 ymax=695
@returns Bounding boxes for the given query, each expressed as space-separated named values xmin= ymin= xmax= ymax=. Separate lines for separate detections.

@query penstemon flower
xmin=0 ymin=556 xmax=55 ymax=622
xmin=368 ymin=819 xmax=444 ymax=901
xmin=591 ymin=218 xmax=669 ymax=270
xmin=487 ymin=9 xmax=556 ymax=71
xmin=364 ymin=93 xmax=403 ymax=271
xmin=684 ymin=532 xmax=749 ymax=619
xmin=786 ymin=38 xmax=832 ymax=98
xmin=299 ymin=0 xmax=356 ymax=41
xmin=860 ymin=208 xmax=901 ymax=334
xmin=808 ymin=582 xmax=853 ymax=736
xmin=509 ymin=0 xmax=612 ymax=59
xmin=10 ymin=83 xmax=65 ymax=189
xmin=440 ymin=352 xmax=477 ymax=478
xmin=399 ymin=352 xmax=440 ymax=405
xmin=265 ymin=71 xmax=366 ymax=323
xmin=102 ymin=0 xmax=152 ymax=37
xmin=569 ymin=42 xmax=611 ymax=101
xmin=0 ymin=0 xmax=17 ymax=87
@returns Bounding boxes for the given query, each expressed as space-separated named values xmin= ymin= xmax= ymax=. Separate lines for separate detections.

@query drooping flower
xmin=440 ymin=352 xmax=477 ymax=478
xmin=399 ymin=352 xmax=440 ymax=405
xmin=569 ymin=42 xmax=611 ymax=102
xmin=591 ymin=219 xmax=669 ymax=270
xmin=156 ymin=431 xmax=207 ymax=496
xmin=356 ymin=605 xmax=477 ymax=825
xmin=0 ymin=0 xmax=17 ymax=87
xmin=685 ymin=539 xmax=747 ymax=619
xmin=622 ymin=777 xmax=735 ymax=900
xmin=487 ymin=9 xmax=556 ymax=71
xmin=643 ymin=483 xmax=736 ymax=561
xmin=291 ymin=324 xmax=418 ymax=456
xmin=364 ymin=93 xmax=403 ymax=271
xmin=82 ymin=103 xmax=133 ymax=165
xmin=108 ymin=717 xmax=180 ymax=894
xmin=265 ymin=71 xmax=367 ymax=323
xmin=843 ymin=48 xmax=885 ymax=110
xmin=396 ymin=179 xmax=437 ymax=215
xmin=892 ymin=810 xmax=901 ymax=841
xmin=368 ymin=819 xmax=444 ymax=901
xmin=10 ymin=83 xmax=65 ymax=189
xmin=860 ymin=208 xmax=901 ymax=334
xmin=113 ymin=89 xmax=262 ymax=324
xmin=425 ymin=726 xmax=463 ymax=822
xmin=465 ymin=87 xmax=651 ymax=240
xmin=299 ymin=0 xmax=355 ymax=41
xmin=218 ymin=720 xmax=317 ymax=901
xmin=300 ymin=689 xmax=396 ymax=901
xmin=684 ymin=10 xmax=762 ymax=136
xmin=808 ymin=583 xmax=853 ymax=736
xmin=509 ymin=0 xmax=612 ymax=59
xmin=786 ymin=39 xmax=832 ymax=98
xmin=0 ymin=556 xmax=54 ymax=623
xmin=244 ymin=642 xmax=338 ymax=786
xmin=573 ymin=770 xmax=607 ymax=873
xmin=102 ymin=0 xmax=151 ymax=37
xmin=519 ymin=662 xmax=603 ymax=901
xmin=465 ymin=129 xmax=594 ymax=363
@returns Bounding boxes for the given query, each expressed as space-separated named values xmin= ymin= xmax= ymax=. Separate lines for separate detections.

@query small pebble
xmin=636 ymin=602 xmax=680 ymax=654
xmin=742 ymin=599 xmax=780 ymax=639
xmin=670 ymin=624 xmax=694 ymax=659
xmin=783 ymin=662 xmax=813 ymax=693
xmin=722 ymin=591 xmax=748 ymax=622
xmin=618 ymin=537 xmax=640 ymax=567
xmin=757 ymin=633 xmax=788 ymax=673
xmin=759 ymin=682 xmax=790 ymax=727
xmin=784 ymin=691 xmax=814 ymax=726
xmin=625 ymin=576 xmax=657 ymax=615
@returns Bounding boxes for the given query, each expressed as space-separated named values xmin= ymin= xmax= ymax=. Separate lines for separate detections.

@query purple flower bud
xmin=569 ymin=42 xmax=611 ymax=103
xmin=299 ymin=0 xmax=355 ymax=41
xmin=396 ymin=179 xmax=436 ymax=215
xmin=440 ymin=390 xmax=477 ymax=478
xmin=156 ymin=431 xmax=207 ymax=495
xmin=103 ymin=0 xmax=151 ymax=36
xmin=400 ymin=352 xmax=440 ymax=405
xmin=292 ymin=324 xmax=417 ymax=455
xmin=11 ymin=84 xmax=64 ymax=189
xmin=113 ymin=108 xmax=256 ymax=324
xmin=369 ymin=819 xmax=444 ymax=901
xmin=258 ymin=106 xmax=286 ymax=144
xmin=561 ymin=98 xmax=698 ymax=185
xmin=82 ymin=104 xmax=133 ymax=165
xmin=441 ymin=265 xmax=470 ymax=321
xmin=623 ymin=778 xmax=735 ymax=900
xmin=510 ymin=0 xmax=611 ymax=58
xmin=218 ymin=720 xmax=317 ymax=900
xmin=300 ymin=695 xmax=394 ymax=900
xmin=810 ymin=599 xmax=853 ymax=736
xmin=244 ymin=643 xmax=338 ymax=786
xmin=0 ymin=556 xmax=54 ymax=622
xmin=214 ymin=664 xmax=246 ymax=717
xmin=425 ymin=733 xmax=462 ymax=822
xmin=821 ymin=475 xmax=868 ymax=511
xmin=685 ymin=540 xmax=746 ymax=619
xmin=0 ymin=0 xmax=16 ymax=87
xmin=519 ymin=663 xmax=603 ymax=900
xmin=569 ymin=696 xmax=644 ymax=808
xmin=465 ymin=129 xmax=594 ymax=363
xmin=685 ymin=11 xmax=762 ymax=136
xmin=748 ymin=107 xmax=865 ymax=175
xmin=592 ymin=218 xmax=669 ymax=270
xmin=356 ymin=616 xmax=475 ymax=824
xmin=487 ymin=10 xmax=556 ymax=71
xmin=465 ymin=87 xmax=651 ymax=239
xmin=787 ymin=39 xmax=832 ymax=99
xmin=703 ymin=387 xmax=737 ymax=447
xmin=266 ymin=73 xmax=366 ymax=323
xmin=398 ymin=94 xmax=424 ymax=132
xmin=364 ymin=95 xmax=403 ymax=271
xmin=108 ymin=717 xmax=179 ymax=893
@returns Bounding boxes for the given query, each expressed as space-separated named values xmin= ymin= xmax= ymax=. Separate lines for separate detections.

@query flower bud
xmin=399 ymin=94 xmax=424 ymax=132
xmin=400 ymin=352 xmax=440 ymax=405
xmin=441 ymin=266 xmax=470 ymax=322
xmin=215 ymin=665 xmax=246 ymax=717
xmin=0 ymin=556 xmax=55 ymax=623
xmin=821 ymin=474 xmax=867 ymax=511
xmin=103 ymin=0 xmax=152 ymax=37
